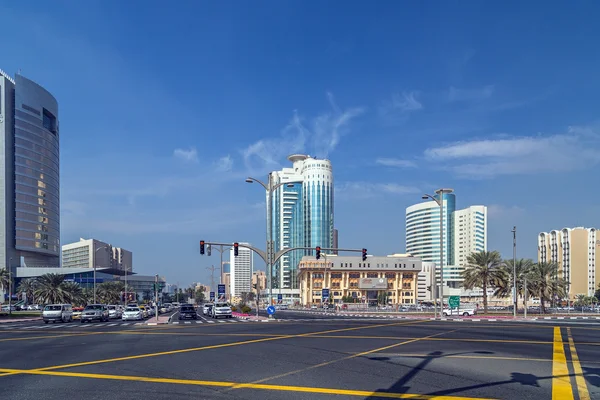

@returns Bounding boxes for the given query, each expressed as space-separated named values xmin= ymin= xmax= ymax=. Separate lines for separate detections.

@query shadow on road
xmin=364 ymin=350 xmax=592 ymax=399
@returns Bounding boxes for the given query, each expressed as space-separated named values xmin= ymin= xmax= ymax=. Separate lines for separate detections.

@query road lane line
xmin=0 ymin=368 xmax=493 ymax=399
xmin=567 ymin=327 xmax=590 ymax=400
xmin=230 ymin=328 xmax=460 ymax=390
xmin=20 ymin=320 xmax=428 ymax=372
xmin=552 ymin=326 xmax=574 ymax=400
xmin=0 ymin=332 xmax=101 ymax=343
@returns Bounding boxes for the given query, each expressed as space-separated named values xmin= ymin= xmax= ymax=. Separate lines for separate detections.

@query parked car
xmin=211 ymin=303 xmax=232 ymax=319
xmin=81 ymin=304 xmax=109 ymax=323
xmin=42 ymin=304 xmax=73 ymax=323
xmin=442 ymin=308 xmax=477 ymax=317
xmin=122 ymin=306 xmax=143 ymax=321
xmin=179 ymin=304 xmax=198 ymax=320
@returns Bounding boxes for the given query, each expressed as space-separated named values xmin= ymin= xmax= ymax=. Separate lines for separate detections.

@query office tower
xmin=538 ymin=227 xmax=599 ymax=298
xmin=0 ymin=70 xmax=60 ymax=272
xmin=229 ymin=242 xmax=253 ymax=297
xmin=406 ymin=192 xmax=456 ymax=267
xmin=333 ymin=229 xmax=339 ymax=254
xmin=450 ymin=206 xmax=487 ymax=287
xmin=61 ymin=238 xmax=133 ymax=272
xmin=269 ymin=154 xmax=334 ymax=294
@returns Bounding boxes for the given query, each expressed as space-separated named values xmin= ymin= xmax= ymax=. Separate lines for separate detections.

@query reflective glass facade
xmin=0 ymin=72 xmax=60 ymax=268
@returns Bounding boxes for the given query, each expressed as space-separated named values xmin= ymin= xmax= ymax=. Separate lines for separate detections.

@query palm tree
xmin=526 ymin=262 xmax=567 ymax=314
xmin=17 ymin=278 xmax=37 ymax=305
xmin=0 ymin=268 xmax=10 ymax=294
xmin=96 ymin=281 xmax=124 ymax=304
xmin=34 ymin=274 xmax=68 ymax=304
xmin=496 ymin=258 xmax=535 ymax=308
xmin=61 ymin=281 xmax=85 ymax=305
xmin=461 ymin=250 xmax=505 ymax=314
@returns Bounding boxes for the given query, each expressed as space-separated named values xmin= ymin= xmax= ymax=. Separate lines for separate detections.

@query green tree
xmin=195 ymin=287 xmax=206 ymax=304
xmin=526 ymin=262 xmax=568 ymax=314
xmin=33 ymin=274 xmax=69 ymax=304
xmin=96 ymin=281 xmax=125 ymax=304
xmin=17 ymin=278 xmax=37 ymax=304
xmin=461 ymin=250 xmax=505 ymax=314
xmin=61 ymin=281 xmax=85 ymax=305
xmin=495 ymin=258 xmax=535 ymax=308
xmin=0 ymin=268 xmax=11 ymax=295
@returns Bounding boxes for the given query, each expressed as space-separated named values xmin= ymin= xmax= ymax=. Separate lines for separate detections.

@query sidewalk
xmin=146 ymin=315 xmax=171 ymax=325
xmin=0 ymin=317 xmax=41 ymax=324
xmin=233 ymin=312 xmax=270 ymax=321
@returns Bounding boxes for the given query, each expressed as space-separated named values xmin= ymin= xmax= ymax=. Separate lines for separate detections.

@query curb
xmin=530 ymin=316 xmax=600 ymax=321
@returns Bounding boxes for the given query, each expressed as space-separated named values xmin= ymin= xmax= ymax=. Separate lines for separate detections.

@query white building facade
xmin=451 ymin=205 xmax=487 ymax=287
xmin=229 ymin=242 xmax=253 ymax=297
xmin=61 ymin=238 xmax=132 ymax=273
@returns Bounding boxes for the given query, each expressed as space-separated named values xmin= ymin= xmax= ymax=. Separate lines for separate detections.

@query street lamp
xmin=422 ymin=188 xmax=454 ymax=315
xmin=512 ymin=227 xmax=517 ymax=317
xmin=8 ymin=257 xmax=12 ymax=316
xmin=246 ymin=176 xmax=294 ymax=308
xmin=93 ymin=246 xmax=109 ymax=304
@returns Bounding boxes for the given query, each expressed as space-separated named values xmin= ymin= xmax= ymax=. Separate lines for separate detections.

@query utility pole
xmin=209 ymin=245 xmax=230 ymax=284
xmin=524 ymin=276 xmax=527 ymax=318
xmin=206 ymin=265 xmax=217 ymax=297
xmin=8 ymin=257 xmax=12 ymax=317
xmin=154 ymin=274 xmax=159 ymax=322
xmin=512 ymin=226 xmax=517 ymax=317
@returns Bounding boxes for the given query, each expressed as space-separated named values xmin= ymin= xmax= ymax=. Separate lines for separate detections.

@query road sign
xmin=266 ymin=305 xmax=276 ymax=315
xmin=322 ymin=288 xmax=330 ymax=301
xmin=209 ymin=292 xmax=215 ymax=301
xmin=277 ymin=294 xmax=283 ymax=302
xmin=448 ymin=296 xmax=460 ymax=308
xmin=217 ymin=284 xmax=226 ymax=301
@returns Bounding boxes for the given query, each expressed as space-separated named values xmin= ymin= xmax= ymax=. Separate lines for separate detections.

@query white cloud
xmin=375 ymin=158 xmax=417 ymax=168
xmin=173 ymin=147 xmax=199 ymax=163
xmin=378 ymin=92 xmax=423 ymax=124
xmin=242 ymin=93 xmax=364 ymax=172
xmin=424 ymin=127 xmax=600 ymax=178
xmin=448 ymin=85 xmax=494 ymax=102
xmin=215 ymin=155 xmax=233 ymax=172
xmin=336 ymin=182 xmax=420 ymax=199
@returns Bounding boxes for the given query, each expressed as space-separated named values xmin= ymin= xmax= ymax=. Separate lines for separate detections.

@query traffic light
xmin=207 ymin=244 xmax=212 ymax=256
xmin=234 ymin=242 xmax=239 ymax=257
xmin=200 ymin=240 xmax=205 ymax=255
xmin=316 ymin=246 xmax=321 ymax=260
xmin=362 ymin=248 xmax=367 ymax=261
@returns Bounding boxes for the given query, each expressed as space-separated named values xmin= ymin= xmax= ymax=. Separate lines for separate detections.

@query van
xmin=43 ymin=304 xmax=73 ymax=323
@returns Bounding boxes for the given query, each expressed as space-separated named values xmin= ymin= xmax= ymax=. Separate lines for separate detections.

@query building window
xmin=43 ymin=109 xmax=57 ymax=134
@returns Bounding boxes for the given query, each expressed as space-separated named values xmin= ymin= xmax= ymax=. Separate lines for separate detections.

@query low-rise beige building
xmin=298 ymin=254 xmax=422 ymax=305
xmin=538 ymin=227 xmax=599 ymax=298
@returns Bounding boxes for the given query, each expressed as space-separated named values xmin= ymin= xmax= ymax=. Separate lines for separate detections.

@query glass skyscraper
xmin=0 ymin=70 xmax=60 ymax=275
xmin=270 ymin=154 xmax=334 ymax=293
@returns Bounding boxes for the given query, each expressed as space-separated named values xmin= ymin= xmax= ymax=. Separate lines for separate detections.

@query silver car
xmin=81 ymin=304 xmax=109 ymax=323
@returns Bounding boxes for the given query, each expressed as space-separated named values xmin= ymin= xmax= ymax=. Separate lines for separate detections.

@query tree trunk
xmin=540 ymin=291 xmax=546 ymax=314
xmin=482 ymin=282 xmax=488 ymax=314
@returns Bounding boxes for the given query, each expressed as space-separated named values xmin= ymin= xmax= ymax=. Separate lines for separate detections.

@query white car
xmin=203 ymin=303 xmax=213 ymax=315
xmin=122 ymin=307 xmax=143 ymax=321
xmin=442 ymin=308 xmax=477 ymax=317
xmin=107 ymin=305 xmax=122 ymax=319
xmin=211 ymin=303 xmax=232 ymax=319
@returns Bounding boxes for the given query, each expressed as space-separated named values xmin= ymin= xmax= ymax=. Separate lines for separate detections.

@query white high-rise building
xmin=269 ymin=154 xmax=334 ymax=300
xmin=61 ymin=238 xmax=132 ymax=273
xmin=452 ymin=206 xmax=487 ymax=286
xmin=230 ymin=242 xmax=253 ymax=297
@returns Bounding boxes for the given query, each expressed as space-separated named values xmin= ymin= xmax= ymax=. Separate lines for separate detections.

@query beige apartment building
xmin=252 ymin=270 xmax=267 ymax=296
xmin=298 ymin=254 xmax=422 ymax=305
xmin=538 ymin=227 xmax=599 ymax=298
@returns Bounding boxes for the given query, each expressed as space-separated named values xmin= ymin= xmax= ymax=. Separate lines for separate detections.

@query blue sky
xmin=2 ymin=1 xmax=599 ymax=287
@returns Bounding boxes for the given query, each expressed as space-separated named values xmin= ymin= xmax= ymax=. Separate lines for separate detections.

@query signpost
xmin=209 ymin=292 xmax=215 ymax=302
xmin=322 ymin=288 xmax=330 ymax=303
xmin=277 ymin=293 xmax=282 ymax=303
xmin=217 ymin=284 xmax=226 ymax=302
xmin=266 ymin=305 xmax=276 ymax=318
xmin=448 ymin=296 xmax=460 ymax=316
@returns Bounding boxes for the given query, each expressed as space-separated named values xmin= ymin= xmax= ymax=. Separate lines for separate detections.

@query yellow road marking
xmin=552 ymin=326 xmax=574 ymax=400
xmin=0 ymin=368 xmax=494 ymax=399
xmin=350 ymin=353 xmax=552 ymax=363
xmin=23 ymin=319 xmax=428 ymax=372
xmin=567 ymin=327 xmax=590 ymax=400
xmin=230 ymin=328 xmax=460 ymax=390
xmin=307 ymin=335 xmax=552 ymax=344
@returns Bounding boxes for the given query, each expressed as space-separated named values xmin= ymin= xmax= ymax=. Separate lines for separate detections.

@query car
xmin=442 ymin=307 xmax=477 ymax=317
xmin=203 ymin=303 xmax=213 ymax=316
xmin=42 ymin=304 xmax=73 ymax=323
xmin=107 ymin=305 xmax=122 ymax=319
xmin=122 ymin=306 xmax=143 ymax=321
xmin=72 ymin=307 xmax=84 ymax=320
xmin=211 ymin=302 xmax=232 ymax=319
xmin=179 ymin=304 xmax=198 ymax=320
xmin=81 ymin=304 xmax=109 ymax=323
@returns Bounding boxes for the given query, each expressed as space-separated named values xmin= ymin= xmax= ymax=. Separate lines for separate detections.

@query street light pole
xmin=512 ymin=227 xmax=517 ymax=317
xmin=422 ymin=188 xmax=454 ymax=315
xmin=155 ymin=274 xmax=159 ymax=322
xmin=94 ymin=246 xmax=109 ymax=304
xmin=246 ymin=177 xmax=293 ymax=311
xmin=8 ymin=257 xmax=12 ymax=316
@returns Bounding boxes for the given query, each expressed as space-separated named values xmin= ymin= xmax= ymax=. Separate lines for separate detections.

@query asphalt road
xmin=1 ymin=317 xmax=599 ymax=399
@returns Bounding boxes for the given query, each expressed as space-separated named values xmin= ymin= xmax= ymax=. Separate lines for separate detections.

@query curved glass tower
xmin=0 ymin=71 xmax=60 ymax=269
